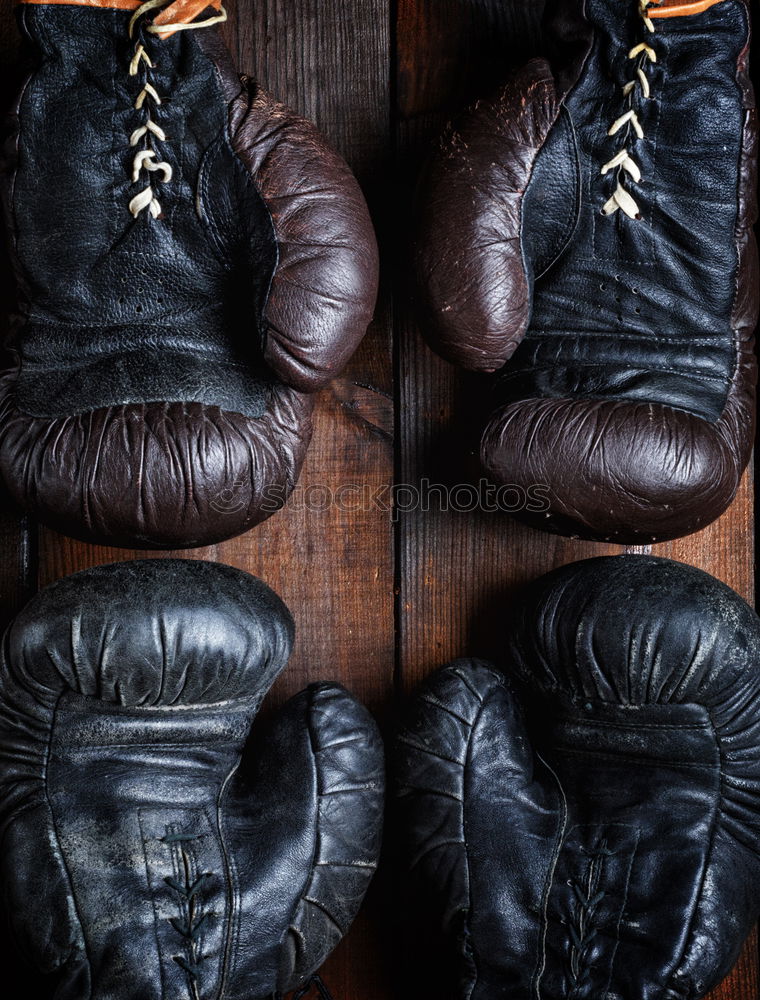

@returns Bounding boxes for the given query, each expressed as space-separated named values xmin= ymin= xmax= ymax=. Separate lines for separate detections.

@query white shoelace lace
xmin=601 ymin=0 xmax=662 ymax=220
xmin=127 ymin=0 xmax=228 ymax=219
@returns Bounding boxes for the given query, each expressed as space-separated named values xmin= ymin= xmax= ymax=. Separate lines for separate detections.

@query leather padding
xmin=228 ymin=82 xmax=380 ymax=393
xmin=0 ymin=560 xmax=383 ymax=999
xmin=3 ymin=559 xmax=294 ymax=712
xmin=416 ymin=0 xmax=757 ymax=544
xmin=507 ymin=556 xmax=760 ymax=716
xmin=415 ymin=59 xmax=561 ymax=372
xmin=1 ymin=11 xmax=378 ymax=547
xmin=0 ymin=363 xmax=314 ymax=548
xmin=396 ymin=556 xmax=760 ymax=1000
xmin=480 ymin=337 xmax=754 ymax=542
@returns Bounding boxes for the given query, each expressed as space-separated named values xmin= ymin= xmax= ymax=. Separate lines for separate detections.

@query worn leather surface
xmin=416 ymin=0 xmax=757 ymax=543
xmin=0 ymin=2 xmax=379 ymax=547
xmin=396 ymin=555 xmax=760 ymax=1000
xmin=0 ymin=559 xmax=385 ymax=999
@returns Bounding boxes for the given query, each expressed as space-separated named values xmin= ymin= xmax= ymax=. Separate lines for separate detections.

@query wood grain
xmin=395 ymin=2 xmax=758 ymax=999
xmin=0 ymin=0 xmax=758 ymax=998
xmin=11 ymin=2 xmax=395 ymax=998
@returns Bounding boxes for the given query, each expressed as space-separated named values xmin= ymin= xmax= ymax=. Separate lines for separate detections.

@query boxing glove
xmin=0 ymin=0 xmax=379 ymax=548
xmin=416 ymin=0 xmax=757 ymax=543
xmin=0 ymin=559 xmax=384 ymax=999
xmin=396 ymin=555 xmax=760 ymax=999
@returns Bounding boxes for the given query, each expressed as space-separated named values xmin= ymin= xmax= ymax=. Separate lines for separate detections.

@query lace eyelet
xmin=126 ymin=0 xmax=228 ymax=219
xmin=600 ymin=3 xmax=659 ymax=222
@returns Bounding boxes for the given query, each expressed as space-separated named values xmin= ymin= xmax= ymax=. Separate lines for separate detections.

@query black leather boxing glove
xmin=0 ymin=0 xmax=379 ymax=548
xmin=0 ymin=559 xmax=384 ymax=999
xmin=416 ymin=0 xmax=757 ymax=544
xmin=396 ymin=555 xmax=760 ymax=999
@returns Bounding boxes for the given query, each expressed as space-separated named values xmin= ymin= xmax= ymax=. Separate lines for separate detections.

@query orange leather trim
xmin=18 ymin=0 xmax=223 ymax=21
xmin=20 ymin=0 xmax=142 ymax=8
xmin=648 ymin=0 xmax=726 ymax=18
xmin=153 ymin=0 xmax=222 ymax=25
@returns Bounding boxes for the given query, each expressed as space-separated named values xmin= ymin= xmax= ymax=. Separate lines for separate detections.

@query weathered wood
xmin=30 ymin=4 xmax=394 ymax=999
xmin=395 ymin=2 xmax=758 ymax=1000
xmin=0 ymin=0 xmax=758 ymax=997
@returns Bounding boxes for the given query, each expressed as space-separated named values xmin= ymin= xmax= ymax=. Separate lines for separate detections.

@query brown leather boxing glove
xmin=0 ymin=0 xmax=379 ymax=548
xmin=416 ymin=0 xmax=757 ymax=543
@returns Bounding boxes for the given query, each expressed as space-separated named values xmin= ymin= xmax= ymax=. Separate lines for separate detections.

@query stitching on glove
xmin=527 ymin=327 xmax=731 ymax=348
xmin=601 ymin=0 xmax=663 ymax=221
xmin=559 ymin=747 xmax=717 ymax=770
xmin=396 ymin=735 xmax=465 ymax=767
xmin=666 ymin=708 xmax=725 ymax=991
xmin=532 ymin=752 xmax=569 ymax=999
xmin=291 ymin=974 xmax=336 ymax=1000
xmin=513 ymin=351 xmax=731 ymax=386
xmin=126 ymin=0 xmax=228 ymax=219
xmin=162 ymin=831 xmax=214 ymax=1000
xmin=552 ymin=718 xmax=710 ymax=732
xmin=566 ymin=840 xmax=617 ymax=998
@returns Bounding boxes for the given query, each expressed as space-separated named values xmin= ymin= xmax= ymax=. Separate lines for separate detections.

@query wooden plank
xmin=37 ymin=0 xmax=395 ymax=710
xmin=396 ymin=0 xmax=617 ymax=676
xmin=396 ymin=3 xmax=757 ymax=1000
xmin=31 ymin=2 xmax=394 ymax=999
xmin=1 ymin=0 xmax=757 ymax=997
xmin=654 ymin=464 xmax=755 ymax=595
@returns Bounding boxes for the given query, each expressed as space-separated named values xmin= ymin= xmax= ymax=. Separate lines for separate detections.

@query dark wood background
xmin=0 ymin=0 xmax=758 ymax=997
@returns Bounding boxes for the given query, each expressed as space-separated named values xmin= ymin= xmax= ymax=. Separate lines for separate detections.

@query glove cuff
xmin=50 ymin=690 xmax=255 ymax=751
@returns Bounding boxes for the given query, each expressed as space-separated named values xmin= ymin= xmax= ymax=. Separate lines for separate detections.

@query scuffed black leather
xmin=0 ymin=559 xmax=385 ymax=999
xmin=0 ymin=1 xmax=379 ymax=547
xmin=8 ymin=4 xmax=276 ymax=419
xmin=396 ymin=555 xmax=760 ymax=1000
xmin=416 ymin=0 xmax=758 ymax=543
xmin=505 ymin=0 xmax=745 ymax=421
